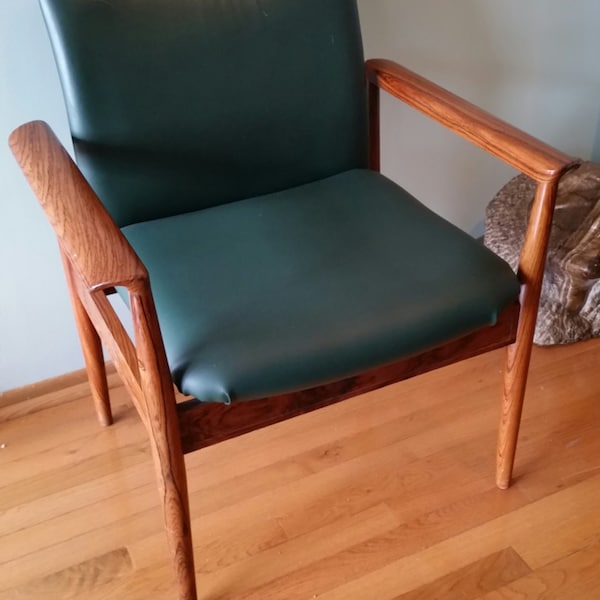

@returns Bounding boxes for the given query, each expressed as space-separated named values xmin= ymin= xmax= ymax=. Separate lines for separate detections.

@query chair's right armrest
xmin=9 ymin=121 xmax=147 ymax=291
xmin=366 ymin=59 xmax=578 ymax=183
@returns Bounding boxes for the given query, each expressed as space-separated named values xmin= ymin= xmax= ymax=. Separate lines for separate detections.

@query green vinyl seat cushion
xmin=121 ymin=169 xmax=520 ymax=403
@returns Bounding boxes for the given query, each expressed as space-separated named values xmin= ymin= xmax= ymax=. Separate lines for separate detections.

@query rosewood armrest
xmin=365 ymin=59 xmax=578 ymax=182
xmin=365 ymin=59 xmax=582 ymax=380
xmin=9 ymin=120 xmax=146 ymax=292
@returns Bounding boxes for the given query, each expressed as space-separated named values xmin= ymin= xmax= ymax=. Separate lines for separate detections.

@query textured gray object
xmin=485 ymin=162 xmax=600 ymax=345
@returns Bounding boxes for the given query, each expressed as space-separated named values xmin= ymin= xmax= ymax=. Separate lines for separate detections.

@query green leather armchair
xmin=9 ymin=1 xmax=578 ymax=599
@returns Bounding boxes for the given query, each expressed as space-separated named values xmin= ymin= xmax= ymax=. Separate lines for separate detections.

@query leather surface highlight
xmin=39 ymin=0 xmax=368 ymax=226
xmin=122 ymin=170 xmax=520 ymax=403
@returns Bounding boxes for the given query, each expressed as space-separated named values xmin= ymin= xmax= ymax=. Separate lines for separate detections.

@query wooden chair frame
xmin=10 ymin=59 xmax=579 ymax=600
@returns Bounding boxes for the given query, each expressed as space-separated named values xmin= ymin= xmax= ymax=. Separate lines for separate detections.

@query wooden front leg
xmin=130 ymin=286 xmax=198 ymax=600
xmin=496 ymin=179 xmax=559 ymax=489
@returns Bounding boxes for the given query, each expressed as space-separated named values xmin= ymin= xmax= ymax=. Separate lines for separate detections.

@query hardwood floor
xmin=1 ymin=339 xmax=600 ymax=599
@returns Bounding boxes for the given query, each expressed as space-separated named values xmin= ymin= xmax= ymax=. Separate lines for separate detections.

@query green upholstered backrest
xmin=39 ymin=0 xmax=368 ymax=227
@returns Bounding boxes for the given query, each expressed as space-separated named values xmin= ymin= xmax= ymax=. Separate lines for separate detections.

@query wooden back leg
xmin=61 ymin=249 xmax=113 ymax=426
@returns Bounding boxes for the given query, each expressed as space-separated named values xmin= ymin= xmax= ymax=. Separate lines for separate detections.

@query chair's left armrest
xmin=9 ymin=120 xmax=147 ymax=291
xmin=366 ymin=59 xmax=578 ymax=182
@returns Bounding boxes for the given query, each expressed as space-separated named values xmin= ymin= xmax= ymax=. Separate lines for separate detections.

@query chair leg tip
xmin=98 ymin=414 xmax=114 ymax=427
xmin=496 ymin=470 xmax=512 ymax=489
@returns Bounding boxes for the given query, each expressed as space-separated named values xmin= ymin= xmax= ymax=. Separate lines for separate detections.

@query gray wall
xmin=1 ymin=1 xmax=82 ymax=391
xmin=360 ymin=0 xmax=599 ymax=232
xmin=593 ymin=116 xmax=600 ymax=162
xmin=1 ymin=0 xmax=599 ymax=391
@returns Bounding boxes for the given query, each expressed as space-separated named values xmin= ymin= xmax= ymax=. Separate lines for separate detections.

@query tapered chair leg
xmin=496 ymin=336 xmax=534 ymax=489
xmin=497 ymin=178 xmax=562 ymax=490
xmin=144 ymin=410 xmax=197 ymax=600
xmin=61 ymin=249 xmax=113 ymax=426
xmin=150 ymin=427 xmax=197 ymax=600
xmin=130 ymin=290 xmax=198 ymax=600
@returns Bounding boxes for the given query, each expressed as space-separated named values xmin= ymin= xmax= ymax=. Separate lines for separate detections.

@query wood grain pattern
xmin=9 ymin=121 xmax=196 ymax=600
xmin=478 ymin=542 xmax=600 ymax=599
xmin=365 ymin=59 xmax=578 ymax=182
xmin=0 ymin=365 xmax=119 ymax=423
xmin=177 ymin=302 xmax=519 ymax=453
xmin=130 ymin=286 xmax=198 ymax=600
xmin=7 ymin=56 xmax=583 ymax=600
xmin=8 ymin=121 xmax=146 ymax=291
xmin=497 ymin=181 xmax=560 ymax=488
xmin=0 ymin=548 xmax=133 ymax=600
xmin=0 ymin=367 xmax=95 ymax=408
xmin=391 ymin=547 xmax=531 ymax=600
xmin=61 ymin=248 xmax=113 ymax=426
xmin=74 ymin=278 xmax=144 ymax=419
xmin=364 ymin=58 xmax=581 ymax=492
xmin=1 ymin=340 xmax=599 ymax=598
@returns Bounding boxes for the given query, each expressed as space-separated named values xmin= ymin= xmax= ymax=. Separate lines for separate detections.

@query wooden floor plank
xmin=0 ymin=370 xmax=121 ymax=423
xmin=1 ymin=339 xmax=599 ymax=598
xmin=225 ymin=487 xmax=531 ymax=600
xmin=476 ymin=542 xmax=600 ymax=599
xmin=315 ymin=474 xmax=600 ymax=600
xmin=0 ymin=548 xmax=132 ymax=600
xmin=390 ymin=547 xmax=531 ymax=600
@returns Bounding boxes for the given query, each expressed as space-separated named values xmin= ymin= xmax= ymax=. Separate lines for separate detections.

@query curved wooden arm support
xmin=8 ymin=121 xmax=147 ymax=292
xmin=365 ymin=59 xmax=578 ymax=182
xmin=10 ymin=121 xmax=196 ymax=597
xmin=364 ymin=58 xmax=581 ymax=292
xmin=365 ymin=58 xmax=583 ymax=489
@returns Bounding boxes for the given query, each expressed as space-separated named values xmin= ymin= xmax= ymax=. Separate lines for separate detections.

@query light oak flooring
xmin=1 ymin=339 xmax=600 ymax=599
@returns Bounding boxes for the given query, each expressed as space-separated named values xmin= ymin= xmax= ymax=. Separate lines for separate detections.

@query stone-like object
xmin=485 ymin=161 xmax=600 ymax=345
